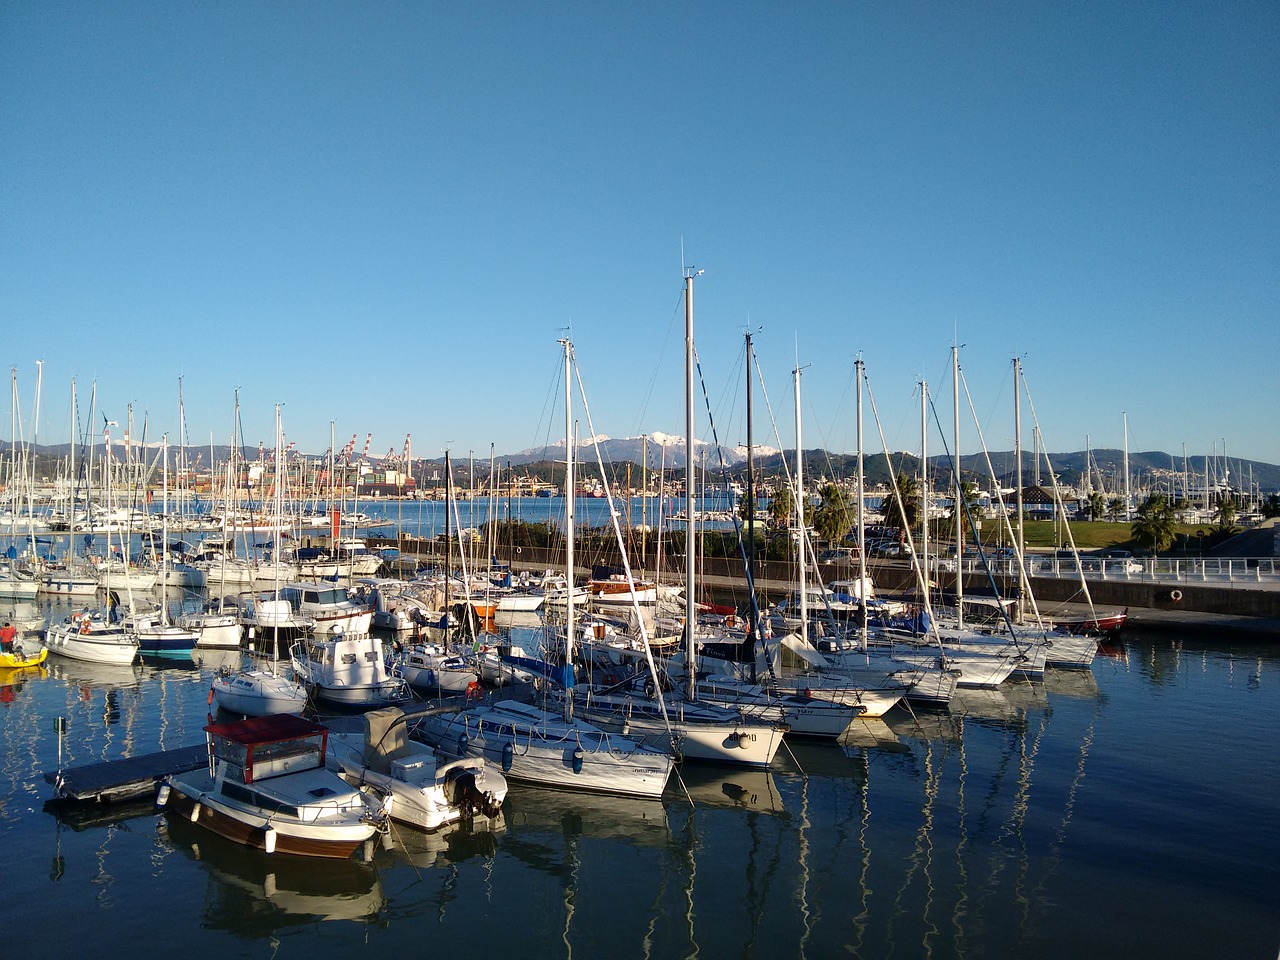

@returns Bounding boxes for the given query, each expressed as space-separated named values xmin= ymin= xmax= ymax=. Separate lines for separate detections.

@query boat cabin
xmin=205 ymin=714 xmax=329 ymax=784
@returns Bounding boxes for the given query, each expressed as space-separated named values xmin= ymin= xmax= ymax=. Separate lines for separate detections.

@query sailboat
xmin=564 ymin=273 xmax=789 ymax=766
xmin=413 ymin=339 xmax=675 ymax=799
xmin=210 ymin=406 xmax=308 ymax=717
xmin=129 ymin=435 xmax=200 ymax=656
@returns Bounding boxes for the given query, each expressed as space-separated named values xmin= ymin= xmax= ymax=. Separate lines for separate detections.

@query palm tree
xmin=813 ymin=483 xmax=853 ymax=544
xmin=1131 ymin=494 xmax=1176 ymax=552
xmin=1216 ymin=497 xmax=1239 ymax=532
xmin=881 ymin=472 xmax=920 ymax=534
xmin=1083 ymin=491 xmax=1107 ymax=521
xmin=767 ymin=483 xmax=794 ymax=528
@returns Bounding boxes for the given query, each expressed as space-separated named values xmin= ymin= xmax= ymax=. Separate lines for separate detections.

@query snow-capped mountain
xmin=505 ymin=433 xmax=781 ymax=468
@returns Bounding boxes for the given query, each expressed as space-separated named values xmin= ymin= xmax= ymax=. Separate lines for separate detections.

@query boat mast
xmin=1014 ymin=358 xmax=1024 ymax=577
xmin=953 ymin=344 xmax=963 ymax=628
xmin=444 ymin=449 xmax=452 ymax=618
xmin=795 ymin=362 xmax=807 ymax=649
xmin=560 ymin=338 xmax=575 ymax=721
xmin=855 ymin=357 xmax=868 ymax=649
xmin=919 ymin=378 xmax=928 ymax=612
xmin=745 ymin=332 xmax=759 ymax=681
xmin=1122 ymin=411 xmax=1131 ymax=521
xmin=683 ymin=270 xmax=698 ymax=700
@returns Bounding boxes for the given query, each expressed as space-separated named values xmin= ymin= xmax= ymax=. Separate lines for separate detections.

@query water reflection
xmin=4 ymin=628 xmax=1277 ymax=957
xmin=379 ymin=817 xmax=503 ymax=871
xmin=163 ymin=813 xmax=387 ymax=933
xmin=673 ymin=764 xmax=787 ymax=815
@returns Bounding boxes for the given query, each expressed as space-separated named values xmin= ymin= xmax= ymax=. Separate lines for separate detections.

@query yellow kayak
xmin=0 ymin=645 xmax=48 ymax=669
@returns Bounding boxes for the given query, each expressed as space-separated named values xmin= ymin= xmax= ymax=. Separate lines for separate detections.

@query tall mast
xmin=919 ymin=379 xmax=928 ymax=608
xmin=561 ymin=338 xmax=575 ymax=721
xmin=683 ymin=270 xmax=698 ymax=699
xmin=1013 ymin=360 xmax=1024 ymax=624
xmin=794 ymin=362 xmax=807 ymax=647
xmin=953 ymin=344 xmax=963 ymax=628
xmin=1122 ymin=411 xmax=1130 ymax=520
xmin=855 ymin=358 xmax=867 ymax=648
xmin=745 ymin=333 xmax=759 ymax=674
xmin=1014 ymin=359 xmax=1024 ymax=569
xmin=68 ymin=378 xmax=76 ymax=527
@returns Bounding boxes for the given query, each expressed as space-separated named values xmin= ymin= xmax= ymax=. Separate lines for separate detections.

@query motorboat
xmin=395 ymin=642 xmax=477 ymax=695
xmin=325 ymin=707 xmax=507 ymax=832
xmin=290 ymin=632 xmax=410 ymax=708
xmin=159 ymin=713 xmax=387 ymax=859
xmin=279 ymin=582 xmax=373 ymax=635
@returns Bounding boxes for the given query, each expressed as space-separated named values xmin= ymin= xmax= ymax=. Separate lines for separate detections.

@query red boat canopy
xmin=204 ymin=713 xmax=324 ymax=746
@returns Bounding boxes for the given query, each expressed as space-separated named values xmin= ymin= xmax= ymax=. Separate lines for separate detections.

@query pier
xmin=45 ymin=744 xmax=208 ymax=803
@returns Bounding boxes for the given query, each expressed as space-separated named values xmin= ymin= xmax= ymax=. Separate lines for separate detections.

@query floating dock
xmin=44 ymin=744 xmax=208 ymax=803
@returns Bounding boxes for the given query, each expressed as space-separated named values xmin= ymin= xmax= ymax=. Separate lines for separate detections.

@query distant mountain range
xmin=6 ymin=438 xmax=1277 ymax=492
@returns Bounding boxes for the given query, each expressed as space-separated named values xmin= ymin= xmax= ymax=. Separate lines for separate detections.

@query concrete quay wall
xmin=390 ymin=539 xmax=1280 ymax=625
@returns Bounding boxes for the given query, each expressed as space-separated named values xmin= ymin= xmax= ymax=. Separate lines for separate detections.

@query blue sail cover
xmin=502 ymin=654 xmax=575 ymax=689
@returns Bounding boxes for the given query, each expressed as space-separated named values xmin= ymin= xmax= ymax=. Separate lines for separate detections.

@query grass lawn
xmin=969 ymin=520 xmax=1226 ymax=552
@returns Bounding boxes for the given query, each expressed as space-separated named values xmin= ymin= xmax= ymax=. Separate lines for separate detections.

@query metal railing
xmin=1020 ymin=556 xmax=1280 ymax=586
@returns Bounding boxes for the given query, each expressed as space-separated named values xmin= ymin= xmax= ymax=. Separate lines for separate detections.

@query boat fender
xmin=263 ymin=826 xmax=277 ymax=855
xmin=155 ymin=784 xmax=171 ymax=808
xmin=207 ymin=686 xmax=215 ymax=706
xmin=501 ymin=741 xmax=514 ymax=772
xmin=571 ymin=747 xmax=584 ymax=774
xmin=426 ymin=669 xmax=437 ymax=688
xmin=1169 ymin=589 xmax=1183 ymax=602
xmin=458 ymin=733 xmax=469 ymax=754
xmin=189 ymin=802 xmax=202 ymax=823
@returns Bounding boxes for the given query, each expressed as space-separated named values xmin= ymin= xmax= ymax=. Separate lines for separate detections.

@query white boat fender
xmin=381 ymin=793 xmax=395 ymax=818
xmin=155 ymin=783 xmax=171 ymax=808
xmin=263 ymin=825 xmax=277 ymax=855
xmin=189 ymin=802 xmax=202 ymax=823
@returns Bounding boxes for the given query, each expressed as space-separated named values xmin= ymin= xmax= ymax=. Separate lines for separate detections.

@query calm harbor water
xmin=1 ymin=603 xmax=1276 ymax=958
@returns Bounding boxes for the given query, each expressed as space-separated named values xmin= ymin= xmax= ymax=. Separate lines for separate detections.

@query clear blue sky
xmin=3 ymin=2 xmax=1276 ymax=469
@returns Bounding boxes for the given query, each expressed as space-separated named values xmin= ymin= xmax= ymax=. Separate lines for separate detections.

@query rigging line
xmin=924 ymin=393 xmax=1024 ymax=647
xmin=691 ymin=344 xmax=776 ymax=691
xmin=629 ymin=286 xmax=687 ymax=438
xmin=1016 ymin=363 xmax=1099 ymax=621
xmin=863 ymin=371 xmax=949 ymax=654
xmin=569 ymin=349 xmax=676 ymax=743
xmin=957 ymin=366 xmax=1046 ymax=629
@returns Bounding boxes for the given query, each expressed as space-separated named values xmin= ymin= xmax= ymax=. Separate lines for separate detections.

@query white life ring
xmin=1169 ymin=589 xmax=1183 ymax=602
